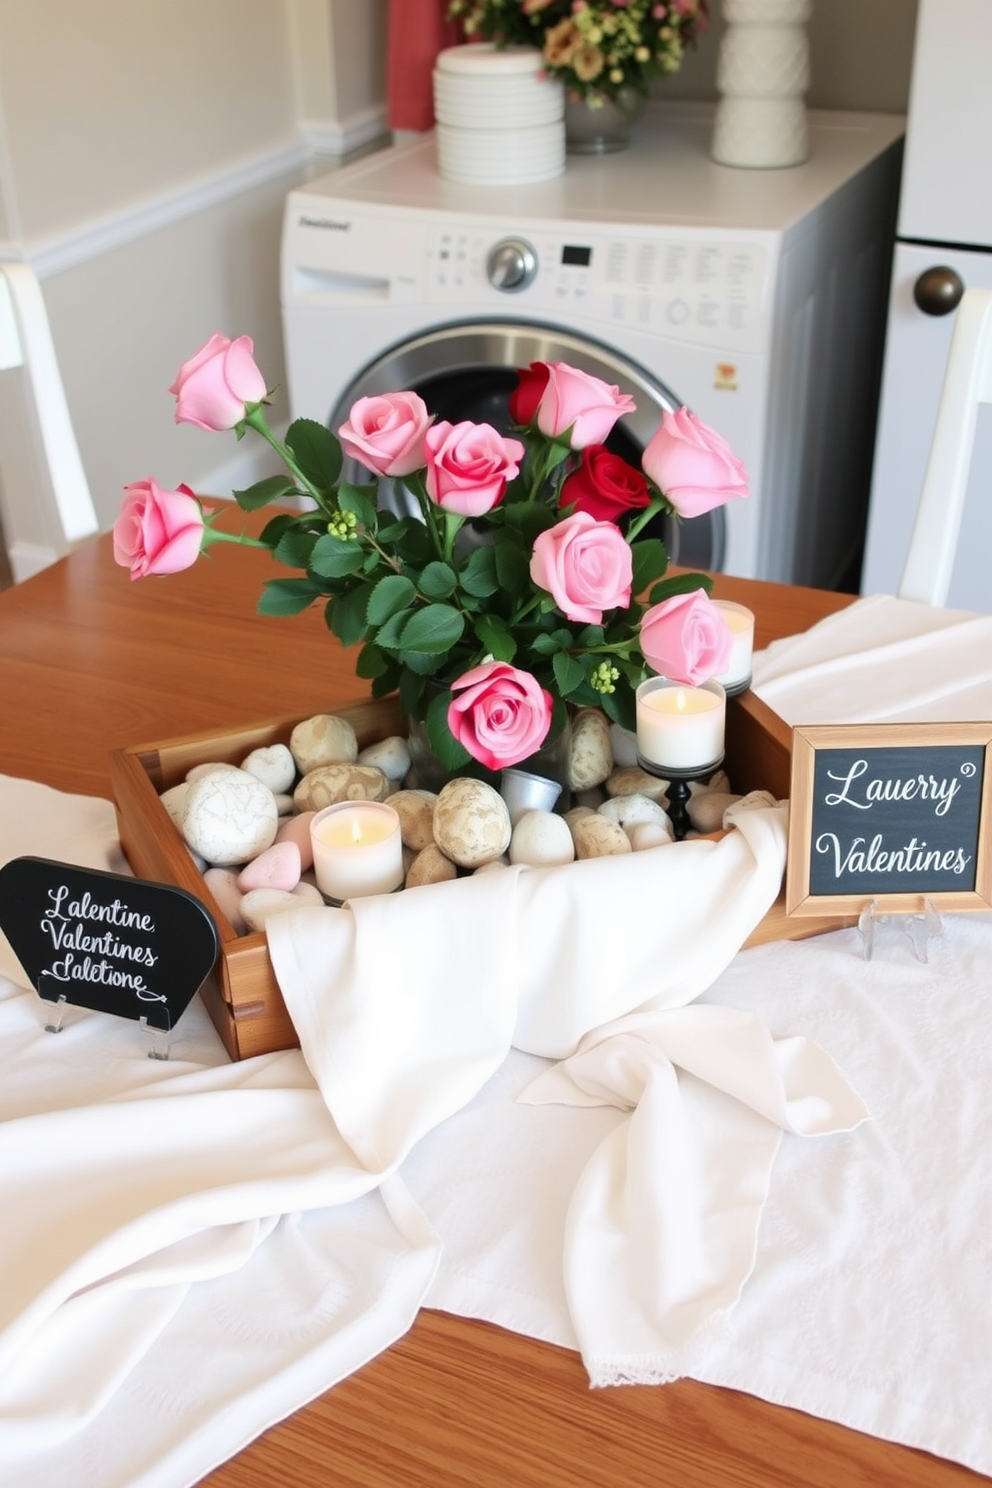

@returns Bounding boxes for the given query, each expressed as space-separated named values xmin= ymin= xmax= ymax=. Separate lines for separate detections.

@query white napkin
xmin=752 ymin=592 xmax=992 ymax=724
xmin=266 ymin=805 xmax=867 ymax=1378
xmin=520 ymin=1005 xmax=867 ymax=1383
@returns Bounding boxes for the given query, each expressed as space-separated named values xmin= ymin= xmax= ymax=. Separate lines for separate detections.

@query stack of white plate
xmin=433 ymin=44 xmax=565 ymax=185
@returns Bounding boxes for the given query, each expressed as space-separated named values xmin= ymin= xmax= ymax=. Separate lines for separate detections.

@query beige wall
xmin=0 ymin=0 xmax=914 ymax=576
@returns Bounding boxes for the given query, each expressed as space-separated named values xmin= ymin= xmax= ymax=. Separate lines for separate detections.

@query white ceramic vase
xmin=711 ymin=0 xmax=812 ymax=169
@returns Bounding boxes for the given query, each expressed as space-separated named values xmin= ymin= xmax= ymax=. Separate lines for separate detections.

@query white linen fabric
xmin=752 ymin=592 xmax=992 ymax=724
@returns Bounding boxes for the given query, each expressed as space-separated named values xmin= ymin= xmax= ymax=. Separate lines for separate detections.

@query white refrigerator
xmin=861 ymin=0 xmax=992 ymax=612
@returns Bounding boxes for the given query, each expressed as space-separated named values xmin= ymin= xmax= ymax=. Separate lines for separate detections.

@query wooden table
xmin=0 ymin=530 xmax=981 ymax=1488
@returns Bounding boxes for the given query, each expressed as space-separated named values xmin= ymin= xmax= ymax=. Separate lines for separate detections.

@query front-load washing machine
xmin=281 ymin=103 xmax=903 ymax=586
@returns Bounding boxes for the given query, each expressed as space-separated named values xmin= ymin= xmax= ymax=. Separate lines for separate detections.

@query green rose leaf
xmin=459 ymin=545 xmax=500 ymax=598
xmin=327 ymin=582 xmax=374 ymax=646
xmin=398 ymin=604 xmax=465 ymax=655
xmin=494 ymin=535 xmax=530 ymax=597
xmin=418 ymin=561 xmax=458 ymax=600
xmin=257 ymin=577 xmax=321 ymax=617
xmin=309 ymin=531 xmax=366 ymax=579
xmin=285 ymin=417 xmax=343 ymax=494
xmin=233 ymin=474 xmax=299 ymax=512
xmin=647 ymin=571 xmax=714 ymax=604
xmin=367 ymin=574 xmax=417 ymax=625
xmin=354 ymin=641 xmax=390 ymax=680
xmin=400 ymin=650 xmax=446 ymax=676
xmin=374 ymin=608 xmax=414 ymax=651
xmin=425 ymin=688 xmax=472 ymax=773
xmin=473 ymin=613 xmax=516 ymax=662
xmin=630 ymin=538 xmax=669 ymax=595
xmin=552 ymin=651 xmax=586 ymax=699
xmin=337 ymin=481 xmax=378 ymax=530
xmin=274 ymin=527 xmax=318 ymax=570
xmin=258 ymin=511 xmax=301 ymax=548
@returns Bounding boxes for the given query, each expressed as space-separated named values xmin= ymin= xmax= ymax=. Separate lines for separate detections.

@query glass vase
xmin=564 ymin=89 xmax=645 ymax=154
xmin=406 ymin=709 xmax=572 ymax=813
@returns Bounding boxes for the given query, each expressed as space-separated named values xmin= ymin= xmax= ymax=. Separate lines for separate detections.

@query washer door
xmin=328 ymin=320 xmax=724 ymax=571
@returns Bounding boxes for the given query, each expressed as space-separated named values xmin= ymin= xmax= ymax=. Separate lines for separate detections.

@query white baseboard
xmin=10 ymin=539 xmax=60 ymax=583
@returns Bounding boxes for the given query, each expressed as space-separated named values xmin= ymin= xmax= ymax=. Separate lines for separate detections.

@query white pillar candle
xmin=713 ymin=600 xmax=755 ymax=691
xmin=310 ymin=802 xmax=404 ymax=902
xmin=635 ymin=678 xmax=726 ymax=772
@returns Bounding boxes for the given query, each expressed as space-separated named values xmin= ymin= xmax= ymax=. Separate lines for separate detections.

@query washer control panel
xmin=428 ymin=227 xmax=769 ymax=354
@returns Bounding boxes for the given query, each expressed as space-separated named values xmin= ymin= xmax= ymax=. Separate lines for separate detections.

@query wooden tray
xmin=110 ymin=690 xmax=854 ymax=1061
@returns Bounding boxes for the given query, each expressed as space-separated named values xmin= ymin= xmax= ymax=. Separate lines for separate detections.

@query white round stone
xmin=241 ymin=743 xmax=297 ymax=794
xmin=626 ymin=820 xmax=675 ymax=851
xmin=241 ymin=887 xmax=301 ymax=933
xmin=186 ymin=761 xmax=242 ymax=783
xmin=159 ymin=782 xmax=189 ymax=828
xmin=181 ymin=769 xmax=279 ymax=867
xmin=609 ymin=723 xmax=640 ymax=768
xmin=358 ymin=735 xmax=412 ymax=781
xmin=598 ymin=793 xmax=671 ymax=831
xmin=510 ymin=810 xmax=575 ymax=867
xmin=433 ymin=778 xmax=511 ymax=867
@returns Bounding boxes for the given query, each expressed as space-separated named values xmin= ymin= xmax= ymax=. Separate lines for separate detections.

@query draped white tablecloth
xmin=1 ymin=592 xmax=991 ymax=1486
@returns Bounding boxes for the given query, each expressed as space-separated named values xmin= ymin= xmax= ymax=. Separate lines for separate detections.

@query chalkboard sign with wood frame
xmin=786 ymin=722 xmax=992 ymax=916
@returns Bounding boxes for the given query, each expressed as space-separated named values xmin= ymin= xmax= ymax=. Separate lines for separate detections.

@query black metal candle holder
xmin=636 ymin=752 xmax=726 ymax=842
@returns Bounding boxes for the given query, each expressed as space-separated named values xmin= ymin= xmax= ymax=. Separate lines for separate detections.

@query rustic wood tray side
xmin=111 ymin=691 xmax=853 ymax=1061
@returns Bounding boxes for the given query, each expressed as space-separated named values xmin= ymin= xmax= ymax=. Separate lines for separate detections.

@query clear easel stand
xmin=40 ymin=991 xmax=68 ymax=1033
xmin=857 ymin=898 xmax=943 ymax=964
xmin=140 ymin=1013 xmax=172 ymax=1061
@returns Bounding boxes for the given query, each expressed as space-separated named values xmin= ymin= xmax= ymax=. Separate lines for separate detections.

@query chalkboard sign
xmin=0 ymin=856 xmax=219 ymax=1030
xmin=786 ymin=723 xmax=992 ymax=916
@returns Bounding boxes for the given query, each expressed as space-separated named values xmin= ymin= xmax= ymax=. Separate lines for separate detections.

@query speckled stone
xmin=390 ymin=789 xmax=438 ymax=851
xmin=293 ymin=764 xmax=389 ymax=813
xmin=570 ymin=813 xmax=632 ymax=859
xmin=433 ymin=778 xmax=511 ymax=868
xmin=289 ymin=713 xmax=358 ymax=775
xmin=181 ymin=770 xmax=278 ymax=867
xmin=605 ymin=766 xmax=669 ymax=803
xmin=598 ymin=793 xmax=671 ymax=831
xmin=405 ymin=843 xmax=459 ymax=888
xmin=568 ymin=708 xmax=613 ymax=791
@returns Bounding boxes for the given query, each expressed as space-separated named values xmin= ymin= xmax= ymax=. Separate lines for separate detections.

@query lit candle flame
xmin=350 ymin=818 xmax=364 ymax=846
xmin=675 ymin=688 xmax=687 ymax=711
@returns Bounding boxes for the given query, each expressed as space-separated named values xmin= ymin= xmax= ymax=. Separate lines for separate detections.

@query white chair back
xmin=899 ymin=286 xmax=992 ymax=607
xmin=0 ymin=261 xmax=98 ymax=581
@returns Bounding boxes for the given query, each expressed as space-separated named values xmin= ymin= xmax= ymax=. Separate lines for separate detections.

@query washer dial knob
xmin=486 ymin=238 xmax=538 ymax=293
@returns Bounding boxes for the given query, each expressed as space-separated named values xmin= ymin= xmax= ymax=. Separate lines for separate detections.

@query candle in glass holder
xmin=713 ymin=600 xmax=755 ymax=692
xmin=635 ymin=677 xmax=726 ymax=772
xmin=309 ymin=801 xmax=404 ymax=902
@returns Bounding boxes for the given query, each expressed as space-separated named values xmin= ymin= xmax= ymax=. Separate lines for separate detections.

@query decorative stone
xmin=276 ymin=811 xmax=316 ymax=871
xmin=236 ymin=840 xmax=302 ymax=894
xmin=159 ymin=782 xmax=189 ymax=829
xmin=510 ymin=810 xmax=575 ymax=867
xmin=570 ymin=813 xmax=632 ymax=859
xmin=433 ymin=778 xmax=511 ymax=868
xmin=289 ymin=713 xmax=358 ymax=775
xmin=293 ymin=764 xmax=388 ymax=813
xmin=689 ymin=769 xmax=731 ymax=796
xmin=474 ymin=857 xmax=510 ymax=873
xmin=186 ymin=761 xmax=242 ymax=783
xmin=598 ymin=793 xmax=671 ymax=830
xmin=568 ymin=708 xmax=613 ymax=790
xmin=240 ymin=743 xmax=297 ymax=794
xmin=390 ymin=789 xmax=438 ymax=850
xmin=606 ymin=766 xmax=669 ymax=803
xmin=626 ymin=820 xmax=675 ymax=851
xmin=203 ymin=867 xmax=247 ymax=935
xmin=724 ymin=789 xmax=778 ymax=827
xmin=181 ymin=770 xmax=279 ymax=867
xmin=273 ymin=793 xmax=295 ymax=816
xmin=241 ymin=887 xmax=302 ymax=933
xmin=358 ymin=735 xmax=412 ymax=782
xmin=574 ymin=786 xmax=606 ymax=810
xmin=290 ymin=881 xmax=325 ymax=907
xmin=564 ymin=805 xmax=597 ymax=829
xmin=406 ymin=843 xmax=459 ymax=888
xmin=687 ymin=790 xmax=741 ymax=834
xmin=609 ymin=722 xmax=639 ymax=768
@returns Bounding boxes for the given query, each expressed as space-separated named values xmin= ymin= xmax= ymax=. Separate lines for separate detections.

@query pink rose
xmin=530 ymin=510 xmax=633 ymax=624
xmin=338 ymin=391 xmax=432 ymax=477
xmin=448 ymin=661 xmax=553 ymax=771
xmin=535 ymin=363 xmax=636 ymax=449
xmin=639 ymin=590 xmax=733 ymax=685
xmin=113 ymin=479 xmax=204 ymax=580
xmin=424 ymin=420 xmax=525 ymax=517
xmin=641 ymin=406 xmax=749 ymax=520
xmin=169 ymin=333 xmax=267 ymax=432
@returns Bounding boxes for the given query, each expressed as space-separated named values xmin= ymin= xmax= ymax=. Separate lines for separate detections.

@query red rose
xmin=559 ymin=444 xmax=652 ymax=524
xmin=508 ymin=362 xmax=551 ymax=427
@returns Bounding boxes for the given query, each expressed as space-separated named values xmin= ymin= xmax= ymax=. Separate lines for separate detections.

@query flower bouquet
xmin=113 ymin=333 xmax=748 ymax=780
xmin=447 ymin=0 xmax=709 ymax=104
